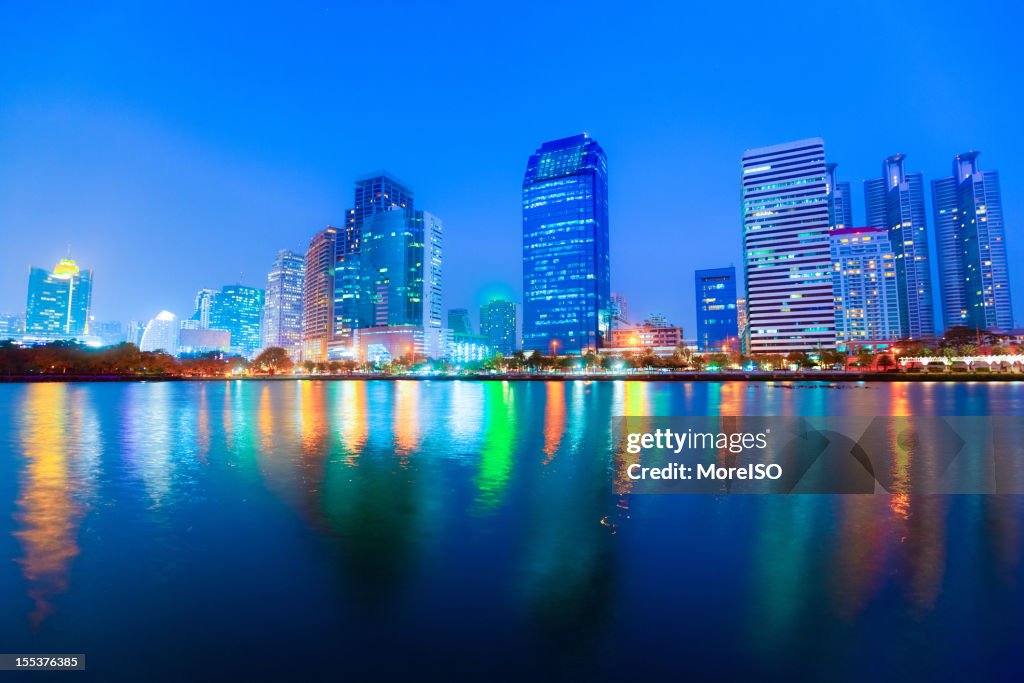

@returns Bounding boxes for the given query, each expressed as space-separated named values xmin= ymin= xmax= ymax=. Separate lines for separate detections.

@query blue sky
xmin=1 ymin=0 xmax=1022 ymax=334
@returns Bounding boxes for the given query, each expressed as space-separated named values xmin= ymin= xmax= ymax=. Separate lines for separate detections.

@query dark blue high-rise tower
xmin=695 ymin=267 xmax=739 ymax=352
xmin=864 ymin=154 xmax=936 ymax=339
xmin=932 ymin=152 xmax=1014 ymax=332
xmin=522 ymin=134 xmax=610 ymax=355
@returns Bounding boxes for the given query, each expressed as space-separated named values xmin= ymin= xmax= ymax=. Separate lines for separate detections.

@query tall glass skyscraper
xmin=261 ymin=250 xmax=305 ymax=358
xmin=480 ymin=299 xmax=518 ymax=355
xmin=830 ymin=227 xmax=901 ymax=345
xmin=358 ymin=207 xmax=442 ymax=330
xmin=742 ymin=138 xmax=835 ymax=353
xmin=932 ymin=152 xmax=1014 ymax=332
xmin=25 ymin=258 xmax=93 ymax=338
xmin=864 ymin=154 xmax=935 ymax=339
xmin=302 ymin=226 xmax=339 ymax=362
xmin=210 ymin=285 xmax=265 ymax=358
xmin=522 ymin=134 xmax=610 ymax=354
xmin=337 ymin=175 xmax=416 ymax=341
xmin=694 ymin=267 xmax=739 ymax=352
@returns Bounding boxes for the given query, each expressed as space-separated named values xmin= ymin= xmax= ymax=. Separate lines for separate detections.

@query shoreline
xmin=1 ymin=372 xmax=1022 ymax=383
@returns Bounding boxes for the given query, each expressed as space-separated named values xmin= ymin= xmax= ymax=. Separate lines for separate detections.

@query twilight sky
xmin=1 ymin=0 xmax=1022 ymax=334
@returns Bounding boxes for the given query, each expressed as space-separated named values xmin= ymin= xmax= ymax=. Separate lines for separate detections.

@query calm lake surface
xmin=2 ymin=380 xmax=1024 ymax=681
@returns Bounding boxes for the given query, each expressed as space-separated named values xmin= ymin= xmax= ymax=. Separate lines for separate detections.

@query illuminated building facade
xmin=210 ymin=285 xmax=265 ymax=358
xmin=609 ymin=324 xmax=683 ymax=348
xmin=743 ymin=138 xmax=836 ymax=352
xmin=302 ymin=226 xmax=339 ymax=362
xmin=864 ymin=154 xmax=935 ymax=339
xmin=261 ymin=249 xmax=305 ymax=359
xmin=357 ymin=325 xmax=449 ymax=364
xmin=522 ymin=134 xmax=610 ymax=354
xmin=480 ymin=299 xmax=518 ymax=354
xmin=695 ymin=267 xmax=739 ymax=352
xmin=830 ymin=227 xmax=901 ymax=344
xmin=932 ymin=152 xmax=1014 ymax=332
xmin=190 ymin=289 xmax=216 ymax=328
xmin=337 ymin=175 xmax=416 ymax=343
xmin=139 ymin=310 xmax=178 ymax=354
xmin=25 ymin=258 xmax=93 ymax=338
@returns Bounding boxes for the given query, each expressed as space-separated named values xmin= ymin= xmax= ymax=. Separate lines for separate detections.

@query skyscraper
xmin=357 ymin=207 xmax=443 ymax=330
xmin=337 ymin=174 xmax=416 ymax=344
xmin=864 ymin=154 xmax=935 ymax=339
xmin=522 ymin=134 xmax=610 ymax=354
xmin=261 ymin=250 xmax=305 ymax=358
xmin=302 ymin=226 xmax=339 ymax=362
xmin=826 ymin=163 xmax=854 ymax=230
xmin=24 ymin=258 xmax=93 ymax=338
xmin=742 ymin=138 xmax=835 ymax=353
xmin=830 ymin=227 xmax=901 ymax=345
xmin=448 ymin=308 xmax=473 ymax=335
xmin=210 ymin=285 xmax=265 ymax=358
xmin=695 ymin=267 xmax=739 ymax=352
xmin=932 ymin=152 xmax=1014 ymax=332
xmin=480 ymin=299 xmax=518 ymax=355
xmin=191 ymin=288 xmax=216 ymax=328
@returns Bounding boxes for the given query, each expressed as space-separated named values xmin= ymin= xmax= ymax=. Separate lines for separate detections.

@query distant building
xmin=864 ymin=154 xmax=935 ymax=339
xmin=736 ymin=298 xmax=749 ymax=355
xmin=90 ymin=320 xmax=125 ymax=347
xmin=932 ymin=151 xmax=1014 ymax=332
xmin=826 ymin=163 xmax=854 ymax=230
xmin=261 ymin=250 xmax=305 ymax=359
xmin=25 ymin=258 xmax=93 ymax=338
xmin=126 ymin=320 xmax=146 ymax=347
xmin=522 ymin=134 xmax=610 ymax=354
xmin=0 ymin=313 xmax=24 ymax=340
xmin=695 ymin=267 xmax=739 ymax=352
xmin=191 ymin=288 xmax=216 ymax=328
xmin=210 ymin=285 xmax=265 ymax=358
xmin=610 ymin=292 xmax=630 ymax=328
xmin=179 ymin=327 xmax=231 ymax=355
xmin=609 ymin=324 xmax=683 ymax=349
xmin=302 ymin=226 xmax=340 ymax=362
xmin=357 ymin=325 xmax=449 ymax=364
xmin=830 ymin=227 xmax=901 ymax=345
xmin=743 ymin=138 xmax=836 ymax=353
xmin=140 ymin=311 xmax=179 ymax=354
xmin=447 ymin=334 xmax=492 ymax=364
xmin=448 ymin=308 xmax=473 ymax=335
xmin=480 ymin=299 xmax=518 ymax=354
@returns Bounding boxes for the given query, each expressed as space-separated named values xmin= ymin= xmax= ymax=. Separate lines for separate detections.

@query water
xmin=1 ymin=380 xmax=1023 ymax=681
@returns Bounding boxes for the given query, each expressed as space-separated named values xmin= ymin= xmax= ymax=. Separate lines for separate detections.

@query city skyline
xmin=1 ymin=2 xmax=1023 ymax=335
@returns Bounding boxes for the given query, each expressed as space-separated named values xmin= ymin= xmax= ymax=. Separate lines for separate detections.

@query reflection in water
xmin=14 ymin=384 xmax=97 ymax=629
xmin=3 ymin=380 xmax=1024 ymax=678
xmin=542 ymin=382 xmax=566 ymax=464
xmin=122 ymin=383 xmax=176 ymax=506
xmin=475 ymin=382 xmax=515 ymax=511
xmin=338 ymin=381 xmax=368 ymax=463
xmin=393 ymin=380 xmax=420 ymax=457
